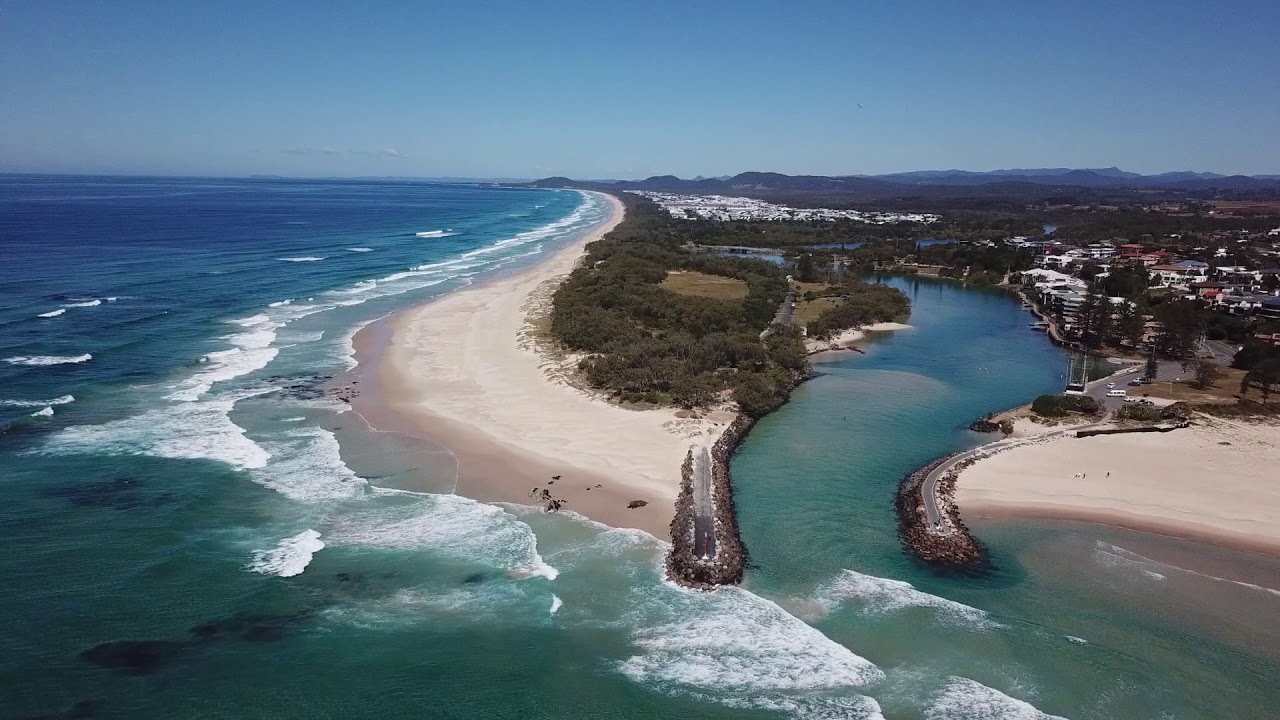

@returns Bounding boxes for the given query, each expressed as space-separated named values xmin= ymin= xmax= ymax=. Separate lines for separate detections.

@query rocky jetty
xmin=665 ymin=414 xmax=754 ymax=590
xmin=968 ymin=417 xmax=1013 ymax=434
xmin=896 ymin=454 xmax=984 ymax=566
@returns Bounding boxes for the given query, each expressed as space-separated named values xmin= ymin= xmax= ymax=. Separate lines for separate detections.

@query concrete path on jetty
xmin=692 ymin=446 xmax=716 ymax=558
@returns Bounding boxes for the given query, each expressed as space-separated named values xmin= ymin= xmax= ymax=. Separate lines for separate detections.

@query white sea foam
xmin=279 ymin=256 xmax=326 ymax=262
xmin=718 ymin=693 xmax=885 ymax=720
xmin=806 ymin=569 xmax=1000 ymax=630
xmin=43 ymin=394 xmax=270 ymax=470
xmin=925 ymin=677 xmax=1068 ymax=720
xmin=329 ymin=488 xmax=555 ymax=578
xmin=346 ymin=247 xmax=374 ymax=252
xmin=1093 ymin=542 xmax=1166 ymax=581
xmin=268 ymin=299 xmax=293 ymax=307
xmin=0 ymin=395 xmax=75 ymax=408
xmin=30 ymin=406 xmax=54 ymax=417
xmin=37 ymin=309 xmax=66 ymax=318
xmin=335 ymin=318 xmax=375 ymax=369
xmin=1095 ymin=541 xmax=1280 ymax=596
xmin=63 ymin=299 xmax=102 ymax=308
xmin=619 ymin=585 xmax=884 ymax=702
xmin=280 ymin=416 xmax=306 ymax=422
xmin=550 ymin=595 xmax=563 ymax=615
xmin=168 ymin=314 xmax=283 ymax=401
xmin=249 ymin=529 xmax=325 ymax=577
xmin=250 ymin=426 xmax=365 ymax=502
xmin=4 ymin=354 xmax=93 ymax=366
xmin=414 ymin=229 xmax=456 ymax=238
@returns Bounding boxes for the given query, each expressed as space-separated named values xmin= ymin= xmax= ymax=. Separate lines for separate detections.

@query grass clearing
xmin=659 ymin=270 xmax=749 ymax=300
xmin=794 ymin=296 xmax=842 ymax=327
xmin=1136 ymin=367 xmax=1246 ymax=404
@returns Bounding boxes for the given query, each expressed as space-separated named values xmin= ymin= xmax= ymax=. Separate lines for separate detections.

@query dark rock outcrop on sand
xmin=665 ymin=414 xmax=754 ymax=590
xmin=896 ymin=454 xmax=984 ymax=566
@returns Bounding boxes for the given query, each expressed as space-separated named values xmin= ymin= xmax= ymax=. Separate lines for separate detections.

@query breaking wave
xmin=30 ymin=406 xmax=54 ymax=417
xmin=926 ymin=677 xmax=1068 ymax=720
xmin=37 ymin=309 xmax=66 ymax=318
xmin=64 ymin=299 xmax=102 ymax=308
xmin=249 ymin=529 xmax=325 ymax=577
xmin=43 ymin=393 xmax=271 ymax=470
xmin=806 ymin=569 xmax=1000 ymax=630
xmin=1 ymin=395 xmax=75 ymax=408
xmin=279 ymin=256 xmax=326 ymax=262
xmin=414 ymin=229 xmax=456 ymax=238
xmin=4 ymin=354 xmax=93 ymax=366
xmin=346 ymin=247 xmax=374 ymax=252
xmin=618 ymin=584 xmax=884 ymax=718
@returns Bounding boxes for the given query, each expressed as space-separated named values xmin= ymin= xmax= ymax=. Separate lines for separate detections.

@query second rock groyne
xmin=896 ymin=454 xmax=984 ymax=566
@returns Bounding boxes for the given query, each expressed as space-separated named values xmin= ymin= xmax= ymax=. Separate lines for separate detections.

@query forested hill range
xmin=529 ymin=169 xmax=1280 ymax=203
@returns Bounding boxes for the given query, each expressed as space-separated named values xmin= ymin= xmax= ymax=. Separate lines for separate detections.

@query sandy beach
xmin=805 ymin=321 xmax=913 ymax=354
xmin=350 ymin=192 xmax=732 ymax=536
xmin=956 ymin=417 xmax=1280 ymax=556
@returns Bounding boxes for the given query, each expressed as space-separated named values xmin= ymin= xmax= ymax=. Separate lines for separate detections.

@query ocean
xmin=1 ymin=176 xmax=1276 ymax=719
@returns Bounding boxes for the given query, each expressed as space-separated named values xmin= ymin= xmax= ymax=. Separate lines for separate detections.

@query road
xmin=773 ymin=291 xmax=796 ymax=327
xmin=691 ymin=446 xmax=716 ymax=558
xmin=1202 ymin=338 xmax=1240 ymax=365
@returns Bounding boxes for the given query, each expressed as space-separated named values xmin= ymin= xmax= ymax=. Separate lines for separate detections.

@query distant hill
xmin=530 ymin=168 xmax=1280 ymax=200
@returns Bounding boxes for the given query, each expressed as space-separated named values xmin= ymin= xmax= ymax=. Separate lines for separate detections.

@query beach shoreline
xmin=954 ymin=418 xmax=1280 ymax=558
xmin=347 ymin=191 xmax=733 ymax=537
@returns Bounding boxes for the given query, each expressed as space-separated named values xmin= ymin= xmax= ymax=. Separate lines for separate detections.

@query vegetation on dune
xmin=550 ymin=194 xmax=838 ymax=417
xmin=1030 ymin=394 xmax=1102 ymax=417
xmin=804 ymin=279 xmax=911 ymax=340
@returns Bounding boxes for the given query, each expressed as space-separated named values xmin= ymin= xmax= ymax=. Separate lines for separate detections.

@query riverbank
xmin=956 ymin=417 xmax=1280 ymax=557
xmin=804 ymin=321 xmax=912 ymax=354
xmin=349 ymin=192 xmax=733 ymax=537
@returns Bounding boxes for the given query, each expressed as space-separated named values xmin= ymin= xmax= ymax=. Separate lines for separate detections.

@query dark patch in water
xmin=79 ymin=640 xmax=186 ymax=674
xmin=463 ymin=573 xmax=486 ymax=584
xmin=188 ymin=610 xmax=313 ymax=643
xmin=45 ymin=477 xmax=175 ymax=510
xmin=18 ymin=700 xmax=99 ymax=720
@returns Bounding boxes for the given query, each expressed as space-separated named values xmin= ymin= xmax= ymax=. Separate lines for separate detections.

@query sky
xmin=2 ymin=0 xmax=1278 ymax=179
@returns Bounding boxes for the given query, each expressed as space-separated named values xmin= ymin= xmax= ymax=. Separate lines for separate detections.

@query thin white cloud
xmin=280 ymin=146 xmax=340 ymax=156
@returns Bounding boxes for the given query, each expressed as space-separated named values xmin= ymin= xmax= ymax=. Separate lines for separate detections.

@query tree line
xmin=550 ymin=194 xmax=812 ymax=417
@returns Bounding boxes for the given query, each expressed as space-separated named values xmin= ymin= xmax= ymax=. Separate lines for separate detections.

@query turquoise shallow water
xmin=1 ymin=179 xmax=1277 ymax=719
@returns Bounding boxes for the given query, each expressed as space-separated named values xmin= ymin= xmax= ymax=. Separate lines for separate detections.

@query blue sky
xmin=2 ymin=1 xmax=1277 ymax=178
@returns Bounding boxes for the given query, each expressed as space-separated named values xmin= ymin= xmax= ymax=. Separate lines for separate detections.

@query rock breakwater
xmin=896 ymin=454 xmax=984 ymax=566
xmin=665 ymin=414 xmax=754 ymax=590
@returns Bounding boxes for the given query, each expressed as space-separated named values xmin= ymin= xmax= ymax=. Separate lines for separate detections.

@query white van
xmin=1106 ymin=389 xmax=1126 ymax=397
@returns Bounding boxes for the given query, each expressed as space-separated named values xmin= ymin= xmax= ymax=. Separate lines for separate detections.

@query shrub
xmin=1116 ymin=404 xmax=1161 ymax=422
xmin=1030 ymin=394 xmax=1101 ymax=417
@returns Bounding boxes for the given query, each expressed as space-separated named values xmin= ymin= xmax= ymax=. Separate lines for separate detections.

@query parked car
xmin=1107 ymin=382 xmax=1117 ymax=389
xmin=1124 ymin=397 xmax=1138 ymax=403
xmin=1128 ymin=380 xmax=1144 ymax=386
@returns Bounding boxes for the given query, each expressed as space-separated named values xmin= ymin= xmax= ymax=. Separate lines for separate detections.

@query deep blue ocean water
xmin=1 ymin=177 xmax=1276 ymax=720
